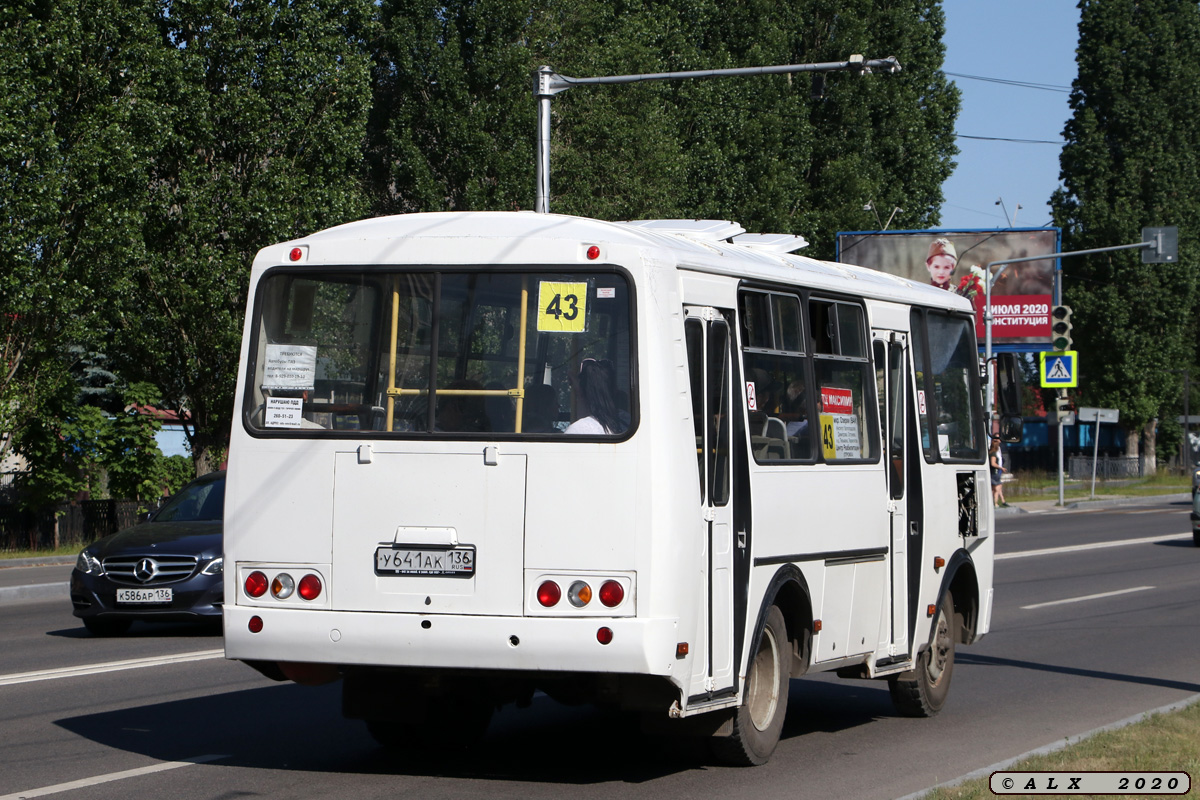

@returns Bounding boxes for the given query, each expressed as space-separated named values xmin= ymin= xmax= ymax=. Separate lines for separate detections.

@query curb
xmin=0 ymin=555 xmax=77 ymax=568
xmin=0 ymin=582 xmax=69 ymax=605
xmin=996 ymin=492 xmax=1191 ymax=516
xmin=892 ymin=692 xmax=1200 ymax=800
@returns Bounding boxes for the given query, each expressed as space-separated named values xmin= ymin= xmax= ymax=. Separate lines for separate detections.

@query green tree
xmin=0 ymin=0 xmax=165 ymax=462
xmin=1051 ymin=0 xmax=1200 ymax=470
xmin=106 ymin=0 xmax=377 ymax=475
xmin=367 ymin=0 xmax=959 ymax=248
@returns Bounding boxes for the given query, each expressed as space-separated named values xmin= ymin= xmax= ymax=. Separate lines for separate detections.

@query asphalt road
xmin=1 ymin=498 xmax=1197 ymax=800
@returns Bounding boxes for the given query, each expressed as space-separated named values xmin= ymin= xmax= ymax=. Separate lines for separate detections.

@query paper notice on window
xmin=819 ymin=386 xmax=862 ymax=459
xmin=265 ymin=396 xmax=303 ymax=428
xmin=263 ymin=344 xmax=317 ymax=391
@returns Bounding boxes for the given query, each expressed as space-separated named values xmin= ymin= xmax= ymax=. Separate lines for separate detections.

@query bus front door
xmin=874 ymin=332 xmax=910 ymax=656
xmin=685 ymin=307 xmax=735 ymax=699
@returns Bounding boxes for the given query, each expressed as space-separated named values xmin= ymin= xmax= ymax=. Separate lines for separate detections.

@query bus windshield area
xmin=912 ymin=310 xmax=984 ymax=462
xmin=245 ymin=269 xmax=634 ymax=437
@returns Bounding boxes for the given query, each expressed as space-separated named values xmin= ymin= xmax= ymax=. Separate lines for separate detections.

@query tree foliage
xmin=3 ymin=0 xmax=959 ymax=501
xmin=1051 ymin=0 xmax=1200 ymax=465
xmin=368 ymin=0 xmax=960 ymax=257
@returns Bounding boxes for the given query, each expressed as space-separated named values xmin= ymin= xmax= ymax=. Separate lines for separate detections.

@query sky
xmin=936 ymin=0 xmax=1082 ymax=232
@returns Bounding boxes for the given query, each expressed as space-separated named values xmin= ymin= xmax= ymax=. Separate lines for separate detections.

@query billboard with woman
xmin=835 ymin=228 xmax=1060 ymax=348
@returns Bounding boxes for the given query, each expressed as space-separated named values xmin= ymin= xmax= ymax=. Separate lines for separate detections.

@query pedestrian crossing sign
xmin=1039 ymin=350 xmax=1078 ymax=388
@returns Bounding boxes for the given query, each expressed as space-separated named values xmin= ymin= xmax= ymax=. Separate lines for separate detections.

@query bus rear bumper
xmin=223 ymin=605 xmax=683 ymax=677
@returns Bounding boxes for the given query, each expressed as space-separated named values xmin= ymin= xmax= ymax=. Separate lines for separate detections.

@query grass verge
xmin=919 ymin=699 xmax=1200 ymax=799
xmin=0 ymin=545 xmax=82 ymax=561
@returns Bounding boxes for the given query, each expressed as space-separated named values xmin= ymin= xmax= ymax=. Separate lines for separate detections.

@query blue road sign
xmin=1040 ymin=351 xmax=1078 ymax=388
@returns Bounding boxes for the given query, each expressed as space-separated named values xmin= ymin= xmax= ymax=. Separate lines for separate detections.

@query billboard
xmin=835 ymin=228 xmax=1060 ymax=348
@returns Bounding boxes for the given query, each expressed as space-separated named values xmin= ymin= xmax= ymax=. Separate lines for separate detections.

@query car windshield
xmin=153 ymin=476 xmax=225 ymax=522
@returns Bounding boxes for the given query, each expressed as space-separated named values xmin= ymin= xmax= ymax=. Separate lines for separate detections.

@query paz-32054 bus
xmin=224 ymin=212 xmax=1010 ymax=765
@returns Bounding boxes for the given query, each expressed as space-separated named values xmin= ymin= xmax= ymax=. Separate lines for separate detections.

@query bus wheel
xmin=1193 ymin=528 xmax=1199 ymax=547
xmin=889 ymin=594 xmax=956 ymax=717
xmin=711 ymin=605 xmax=790 ymax=766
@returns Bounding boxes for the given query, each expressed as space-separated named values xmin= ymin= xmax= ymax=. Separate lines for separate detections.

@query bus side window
xmin=810 ymin=299 xmax=879 ymax=463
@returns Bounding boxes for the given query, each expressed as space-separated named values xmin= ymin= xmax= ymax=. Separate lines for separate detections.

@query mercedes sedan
xmin=70 ymin=472 xmax=225 ymax=635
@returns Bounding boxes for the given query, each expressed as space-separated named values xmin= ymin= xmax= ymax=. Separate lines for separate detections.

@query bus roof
xmin=272 ymin=211 xmax=973 ymax=313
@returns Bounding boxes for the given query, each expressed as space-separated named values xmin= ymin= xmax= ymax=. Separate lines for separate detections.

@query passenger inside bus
xmin=566 ymin=358 xmax=624 ymax=435
xmin=436 ymin=380 xmax=487 ymax=432
xmin=522 ymin=383 xmax=561 ymax=433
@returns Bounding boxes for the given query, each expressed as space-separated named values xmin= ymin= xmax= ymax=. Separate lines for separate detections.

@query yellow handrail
xmin=383 ymin=274 xmax=531 ymax=432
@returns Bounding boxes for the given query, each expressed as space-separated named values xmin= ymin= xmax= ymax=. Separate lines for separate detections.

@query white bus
xmin=224 ymin=212 xmax=1014 ymax=765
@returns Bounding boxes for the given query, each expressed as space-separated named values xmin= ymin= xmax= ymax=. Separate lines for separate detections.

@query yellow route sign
xmin=536 ymin=281 xmax=587 ymax=332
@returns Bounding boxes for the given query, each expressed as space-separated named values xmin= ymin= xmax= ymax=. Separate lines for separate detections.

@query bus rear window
xmin=244 ymin=269 xmax=634 ymax=437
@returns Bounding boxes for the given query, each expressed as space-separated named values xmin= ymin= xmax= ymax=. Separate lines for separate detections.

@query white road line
xmin=1021 ymin=585 xmax=1155 ymax=610
xmin=997 ymin=532 xmax=1191 ymax=560
xmin=0 ymin=754 xmax=226 ymax=800
xmin=0 ymin=650 xmax=223 ymax=687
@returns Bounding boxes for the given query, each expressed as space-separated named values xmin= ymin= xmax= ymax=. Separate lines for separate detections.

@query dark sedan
xmin=70 ymin=471 xmax=225 ymax=635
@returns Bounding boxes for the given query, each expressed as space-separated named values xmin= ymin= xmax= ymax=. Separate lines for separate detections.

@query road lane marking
xmin=0 ymin=650 xmax=223 ymax=687
xmin=0 ymin=754 xmax=227 ymax=800
xmin=1021 ymin=585 xmax=1155 ymax=610
xmin=997 ymin=532 xmax=1191 ymax=560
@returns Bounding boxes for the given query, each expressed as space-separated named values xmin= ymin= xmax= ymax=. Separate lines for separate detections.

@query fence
xmin=0 ymin=498 xmax=147 ymax=552
xmin=1068 ymin=455 xmax=1144 ymax=481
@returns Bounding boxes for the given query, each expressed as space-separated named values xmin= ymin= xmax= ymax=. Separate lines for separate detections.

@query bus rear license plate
xmin=116 ymin=587 xmax=173 ymax=604
xmin=375 ymin=546 xmax=475 ymax=576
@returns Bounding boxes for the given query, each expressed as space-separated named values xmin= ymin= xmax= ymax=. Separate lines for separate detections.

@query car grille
xmin=103 ymin=555 xmax=199 ymax=585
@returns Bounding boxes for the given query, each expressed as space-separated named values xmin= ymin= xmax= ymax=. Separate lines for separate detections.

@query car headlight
xmin=200 ymin=557 xmax=223 ymax=576
xmin=75 ymin=550 xmax=102 ymax=574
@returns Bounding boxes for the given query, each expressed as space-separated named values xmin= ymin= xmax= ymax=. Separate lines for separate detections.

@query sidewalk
xmin=0 ymin=555 xmax=76 ymax=606
xmin=994 ymin=491 xmax=1192 ymax=516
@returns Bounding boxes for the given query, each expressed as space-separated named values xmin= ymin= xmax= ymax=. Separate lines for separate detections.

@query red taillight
xmin=596 ymin=627 xmax=613 ymax=645
xmin=248 ymin=615 xmax=263 ymax=633
xmin=289 ymin=247 xmax=303 ymax=261
xmin=586 ymin=245 xmax=600 ymax=260
xmin=245 ymin=571 xmax=268 ymax=598
xmin=537 ymin=580 xmax=561 ymax=607
xmin=298 ymin=573 xmax=322 ymax=600
xmin=598 ymin=580 xmax=624 ymax=607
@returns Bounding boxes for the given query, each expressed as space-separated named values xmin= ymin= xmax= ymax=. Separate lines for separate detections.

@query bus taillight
xmin=537 ymin=580 xmax=561 ymax=607
xmin=298 ymin=574 xmax=322 ymax=600
xmin=567 ymin=581 xmax=592 ymax=607
xmin=245 ymin=571 xmax=268 ymax=598
xmin=598 ymin=580 xmax=624 ymax=607
xmin=271 ymin=573 xmax=295 ymax=599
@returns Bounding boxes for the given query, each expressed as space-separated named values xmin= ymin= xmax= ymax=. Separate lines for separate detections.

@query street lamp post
xmin=534 ymin=57 xmax=902 ymax=214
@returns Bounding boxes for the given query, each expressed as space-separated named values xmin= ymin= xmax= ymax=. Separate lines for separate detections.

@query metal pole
xmin=533 ymin=57 xmax=902 ymax=214
xmin=1185 ymin=370 xmax=1191 ymax=469
xmin=1091 ymin=416 xmax=1100 ymax=499
xmin=1058 ymin=413 xmax=1065 ymax=506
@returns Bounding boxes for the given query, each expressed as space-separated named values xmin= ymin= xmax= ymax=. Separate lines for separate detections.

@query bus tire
xmin=1193 ymin=528 xmax=1199 ymax=547
xmin=711 ymin=605 xmax=790 ymax=766
xmin=889 ymin=593 xmax=955 ymax=717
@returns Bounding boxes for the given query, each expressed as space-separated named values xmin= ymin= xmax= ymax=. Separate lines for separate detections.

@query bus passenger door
xmin=873 ymin=333 xmax=909 ymax=656
xmin=685 ymin=308 xmax=735 ymax=697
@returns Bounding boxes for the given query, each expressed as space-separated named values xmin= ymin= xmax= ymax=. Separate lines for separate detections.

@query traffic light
xmin=1050 ymin=305 xmax=1073 ymax=351
xmin=1055 ymin=392 xmax=1072 ymax=421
